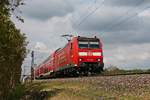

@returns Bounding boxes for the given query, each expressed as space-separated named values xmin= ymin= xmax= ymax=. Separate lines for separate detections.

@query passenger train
xmin=34 ymin=36 xmax=104 ymax=78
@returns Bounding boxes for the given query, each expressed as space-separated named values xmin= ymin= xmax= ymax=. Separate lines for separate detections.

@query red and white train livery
xmin=34 ymin=36 xmax=104 ymax=78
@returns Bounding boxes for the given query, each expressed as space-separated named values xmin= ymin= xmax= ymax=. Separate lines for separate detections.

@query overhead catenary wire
xmin=104 ymin=0 xmax=145 ymax=31
xmin=68 ymin=0 xmax=98 ymax=35
xmin=77 ymin=0 xmax=105 ymax=26
xmin=85 ymin=0 xmax=98 ymax=13
xmin=109 ymin=5 xmax=150 ymax=30
xmin=76 ymin=0 xmax=147 ymax=33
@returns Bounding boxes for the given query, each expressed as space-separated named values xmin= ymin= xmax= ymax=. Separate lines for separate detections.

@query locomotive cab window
xmin=78 ymin=41 xmax=88 ymax=48
xmin=89 ymin=41 xmax=99 ymax=48
xmin=78 ymin=40 xmax=100 ymax=49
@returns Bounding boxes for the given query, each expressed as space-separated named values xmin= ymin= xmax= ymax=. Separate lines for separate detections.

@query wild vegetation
xmin=102 ymin=66 xmax=150 ymax=76
xmin=0 ymin=0 xmax=27 ymax=99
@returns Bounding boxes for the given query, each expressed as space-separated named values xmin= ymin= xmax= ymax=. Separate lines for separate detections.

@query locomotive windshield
xmin=78 ymin=41 xmax=100 ymax=49
xmin=78 ymin=41 xmax=88 ymax=48
xmin=89 ymin=41 xmax=99 ymax=48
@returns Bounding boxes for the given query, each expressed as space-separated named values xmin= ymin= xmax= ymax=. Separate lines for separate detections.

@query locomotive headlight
xmin=74 ymin=64 xmax=77 ymax=66
xmin=93 ymin=52 xmax=101 ymax=56
xmin=79 ymin=52 xmax=87 ymax=56
xmin=97 ymin=59 xmax=101 ymax=61
xmin=79 ymin=58 xmax=82 ymax=61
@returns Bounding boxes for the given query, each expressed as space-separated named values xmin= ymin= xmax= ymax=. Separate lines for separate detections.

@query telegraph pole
xmin=31 ymin=51 xmax=34 ymax=81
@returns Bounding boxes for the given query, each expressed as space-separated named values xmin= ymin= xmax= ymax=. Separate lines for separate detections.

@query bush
xmin=102 ymin=65 xmax=150 ymax=75
xmin=8 ymin=85 xmax=25 ymax=100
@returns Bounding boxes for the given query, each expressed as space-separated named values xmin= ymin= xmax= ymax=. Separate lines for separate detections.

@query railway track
xmin=34 ymin=72 xmax=150 ymax=82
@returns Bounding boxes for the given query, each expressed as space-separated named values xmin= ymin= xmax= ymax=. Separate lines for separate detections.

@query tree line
xmin=0 ymin=0 xmax=27 ymax=99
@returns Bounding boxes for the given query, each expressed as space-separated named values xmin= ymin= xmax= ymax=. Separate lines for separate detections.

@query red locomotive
xmin=34 ymin=36 xmax=104 ymax=78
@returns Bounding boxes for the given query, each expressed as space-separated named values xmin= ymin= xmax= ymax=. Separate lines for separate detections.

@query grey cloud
xmin=105 ymin=0 xmax=146 ymax=7
xmin=103 ymin=43 xmax=150 ymax=69
xmin=73 ymin=6 xmax=133 ymax=31
xmin=103 ymin=31 xmax=150 ymax=45
xmin=73 ymin=4 xmax=150 ymax=45
xmin=74 ymin=5 xmax=148 ymax=31
xmin=22 ymin=0 xmax=74 ymax=20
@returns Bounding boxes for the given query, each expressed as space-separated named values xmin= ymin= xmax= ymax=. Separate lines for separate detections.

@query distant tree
xmin=106 ymin=65 xmax=120 ymax=72
xmin=0 ymin=0 xmax=27 ymax=99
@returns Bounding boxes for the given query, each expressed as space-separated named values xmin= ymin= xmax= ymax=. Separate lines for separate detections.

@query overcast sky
xmin=12 ymin=0 xmax=150 ymax=73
